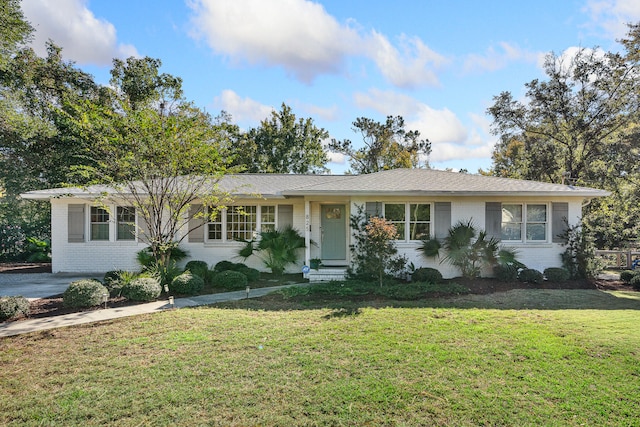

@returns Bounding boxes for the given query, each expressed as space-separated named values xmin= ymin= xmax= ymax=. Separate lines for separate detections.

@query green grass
xmin=1 ymin=289 xmax=639 ymax=426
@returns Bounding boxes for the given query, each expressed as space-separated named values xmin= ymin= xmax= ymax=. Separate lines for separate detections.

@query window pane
xmin=227 ymin=206 xmax=257 ymax=240
xmin=384 ymin=204 xmax=404 ymax=221
xmin=261 ymin=206 xmax=275 ymax=223
xmin=91 ymin=207 xmax=109 ymax=223
xmin=394 ymin=223 xmax=405 ymax=240
xmin=208 ymin=223 xmax=222 ymax=240
xmin=501 ymin=223 xmax=522 ymax=241
xmin=117 ymin=207 xmax=135 ymax=240
xmin=526 ymin=223 xmax=546 ymax=241
xmin=410 ymin=204 xmax=430 ymax=221
xmin=502 ymin=204 xmax=522 ymax=222
xmin=527 ymin=204 xmax=547 ymax=222
xmin=91 ymin=224 xmax=109 ymax=240
xmin=410 ymin=223 xmax=430 ymax=240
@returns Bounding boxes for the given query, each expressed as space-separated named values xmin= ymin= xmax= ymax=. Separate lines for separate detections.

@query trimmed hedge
xmin=493 ymin=265 xmax=519 ymax=282
xmin=215 ymin=270 xmax=248 ymax=290
xmin=630 ymin=274 xmax=640 ymax=291
xmin=238 ymin=266 xmax=260 ymax=282
xmin=518 ymin=268 xmax=544 ymax=284
xmin=171 ymin=272 xmax=205 ymax=295
xmin=0 ymin=295 xmax=30 ymax=321
xmin=184 ymin=260 xmax=209 ymax=278
xmin=63 ymin=279 xmax=109 ymax=308
xmin=620 ymin=270 xmax=636 ymax=284
xmin=544 ymin=267 xmax=570 ymax=282
xmin=411 ymin=267 xmax=443 ymax=284
xmin=123 ymin=277 xmax=162 ymax=302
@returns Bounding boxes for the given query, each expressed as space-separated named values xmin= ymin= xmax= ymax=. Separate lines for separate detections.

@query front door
xmin=320 ymin=204 xmax=346 ymax=260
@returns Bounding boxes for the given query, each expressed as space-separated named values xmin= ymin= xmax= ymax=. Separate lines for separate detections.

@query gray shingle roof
xmin=21 ymin=169 xmax=609 ymax=199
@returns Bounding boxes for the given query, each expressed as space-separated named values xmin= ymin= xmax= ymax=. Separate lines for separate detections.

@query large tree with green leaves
xmin=75 ymin=57 xmax=234 ymax=267
xmin=328 ymin=115 xmax=430 ymax=174
xmin=487 ymin=23 xmax=640 ymax=248
xmin=229 ymin=103 xmax=329 ymax=174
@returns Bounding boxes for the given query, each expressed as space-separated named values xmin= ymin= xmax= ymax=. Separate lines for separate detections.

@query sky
xmin=18 ymin=0 xmax=640 ymax=174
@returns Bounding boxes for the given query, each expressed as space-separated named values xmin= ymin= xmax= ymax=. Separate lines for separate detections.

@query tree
xmin=328 ymin=115 xmax=430 ymax=174
xmin=75 ymin=57 xmax=234 ymax=268
xmin=488 ymin=24 xmax=640 ymax=248
xmin=229 ymin=103 xmax=329 ymax=174
xmin=0 ymin=0 xmax=32 ymax=69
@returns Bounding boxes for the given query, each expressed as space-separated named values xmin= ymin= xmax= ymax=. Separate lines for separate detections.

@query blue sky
xmin=20 ymin=0 xmax=640 ymax=174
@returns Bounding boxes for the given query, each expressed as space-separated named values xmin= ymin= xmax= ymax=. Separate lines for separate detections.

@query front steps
xmin=305 ymin=267 xmax=347 ymax=282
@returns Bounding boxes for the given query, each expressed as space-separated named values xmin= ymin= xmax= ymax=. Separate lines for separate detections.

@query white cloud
xmin=213 ymin=89 xmax=274 ymax=123
xmin=295 ymin=102 xmax=340 ymax=121
xmin=463 ymin=42 xmax=541 ymax=74
xmin=187 ymin=0 xmax=359 ymax=83
xmin=428 ymin=140 xmax=494 ymax=163
xmin=583 ymin=0 xmax=640 ymax=38
xmin=21 ymin=0 xmax=138 ymax=65
xmin=366 ymin=32 xmax=447 ymax=88
xmin=187 ymin=0 xmax=445 ymax=88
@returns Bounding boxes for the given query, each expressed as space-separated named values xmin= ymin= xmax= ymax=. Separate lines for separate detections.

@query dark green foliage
xmin=376 ymin=282 xmax=470 ymax=300
xmin=238 ymin=266 xmax=260 ymax=282
xmin=411 ymin=267 xmax=443 ymax=284
xmin=544 ymin=267 xmax=571 ymax=282
xmin=214 ymin=260 xmax=239 ymax=272
xmin=137 ymin=246 xmax=188 ymax=269
xmin=559 ymin=222 xmax=601 ymax=279
xmin=63 ymin=279 xmax=108 ymax=308
xmin=630 ymin=274 xmax=640 ymax=290
xmin=518 ymin=268 xmax=544 ymax=284
xmin=620 ymin=270 xmax=636 ymax=283
xmin=215 ymin=270 xmax=248 ymax=290
xmin=418 ymin=238 xmax=441 ymax=258
xmin=493 ymin=265 xmax=519 ymax=282
xmin=184 ymin=260 xmax=209 ymax=278
xmin=0 ymin=295 xmax=30 ymax=321
xmin=122 ymin=277 xmax=161 ymax=302
xmin=24 ymin=237 xmax=50 ymax=262
xmin=238 ymin=226 xmax=306 ymax=275
xmin=170 ymin=272 xmax=204 ymax=295
xmin=103 ymin=270 xmax=137 ymax=297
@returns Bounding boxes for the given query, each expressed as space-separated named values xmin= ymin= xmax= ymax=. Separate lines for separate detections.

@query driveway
xmin=0 ymin=273 xmax=103 ymax=299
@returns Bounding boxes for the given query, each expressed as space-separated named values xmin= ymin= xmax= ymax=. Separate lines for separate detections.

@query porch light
xmin=246 ymin=286 xmax=250 ymax=299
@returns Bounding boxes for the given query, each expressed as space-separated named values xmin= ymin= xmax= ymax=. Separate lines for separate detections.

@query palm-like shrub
xmin=238 ymin=226 xmax=306 ymax=275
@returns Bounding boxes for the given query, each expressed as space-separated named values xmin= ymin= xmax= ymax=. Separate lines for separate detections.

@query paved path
xmin=0 ymin=283 xmax=310 ymax=338
xmin=0 ymin=273 xmax=104 ymax=299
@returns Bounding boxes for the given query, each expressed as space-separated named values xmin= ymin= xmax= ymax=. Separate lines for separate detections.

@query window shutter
xmin=434 ymin=202 xmax=451 ymax=239
xmin=552 ymin=202 xmax=569 ymax=243
xmin=485 ymin=202 xmax=502 ymax=240
xmin=365 ymin=202 xmax=382 ymax=218
xmin=68 ymin=204 xmax=85 ymax=243
xmin=188 ymin=204 xmax=205 ymax=243
xmin=277 ymin=205 xmax=293 ymax=229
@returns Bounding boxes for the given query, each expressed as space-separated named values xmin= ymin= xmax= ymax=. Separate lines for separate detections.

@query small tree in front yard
xmin=348 ymin=206 xmax=407 ymax=286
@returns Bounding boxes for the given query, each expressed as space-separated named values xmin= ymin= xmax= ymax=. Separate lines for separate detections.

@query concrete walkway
xmin=0 ymin=283 xmax=310 ymax=338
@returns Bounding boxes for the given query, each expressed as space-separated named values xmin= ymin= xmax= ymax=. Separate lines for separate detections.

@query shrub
xmin=215 ymin=270 xmax=248 ymax=290
xmin=411 ymin=267 xmax=443 ymax=284
xmin=620 ymin=270 xmax=636 ymax=284
xmin=63 ymin=279 xmax=109 ymax=308
xmin=171 ymin=272 xmax=205 ymax=295
xmin=214 ymin=260 xmax=240 ymax=272
xmin=103 ymin=270 xmax=137 ymax=297
xmin=518 ymin=268 xmax=544 ymax=284
xmin=544 ymin=267 xmax=571 ymax=282
xmin=493 ymin=265 xmax=519 ymax=282
xmin=184 ymin=260 xmax=209 ymax=278
xmin=24 ymin=237 xmax=51 ymax=262
xmin=378 ymin=282 xmax=470 ymax=300
xmin=0 ymin=296 xmax=30 ymax=321
xmin=238 ymin=266 xmax=260 ymax=282
xmin=630 ymin=274 xmax=640 ymax=291
xmin=122 ymin=277 xmax=161 ymax=302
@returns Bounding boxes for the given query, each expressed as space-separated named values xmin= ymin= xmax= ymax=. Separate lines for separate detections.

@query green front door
xmin=321 ymin=204 xmax=346 ymax=260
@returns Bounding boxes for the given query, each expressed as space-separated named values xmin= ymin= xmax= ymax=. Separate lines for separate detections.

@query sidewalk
xmin=0 ymin=283 xmax=310 ymax=338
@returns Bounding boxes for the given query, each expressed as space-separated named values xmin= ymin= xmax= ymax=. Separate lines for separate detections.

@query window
xmin=501 ymin=204 xmax=547 ymax=242
xmin=117 ymin=207 xmax=136 ymax=240
xmin=261 ymin=205 xmax=276 ymax=232
xmin=90 ymin=207 xmax=109 ymax=241
xmin=383 ymin=203 xmax=431 ymax=241
xmin=208 ymin=205 xmax=272 ymax=242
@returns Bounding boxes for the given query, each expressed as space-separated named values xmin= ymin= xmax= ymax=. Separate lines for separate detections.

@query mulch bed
xmin=0 ymin=263 xmax=52 ymax=274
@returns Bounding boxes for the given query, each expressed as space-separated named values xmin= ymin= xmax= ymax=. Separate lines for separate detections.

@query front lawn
xmin=1 ymin=289 xmax=639 ymax=426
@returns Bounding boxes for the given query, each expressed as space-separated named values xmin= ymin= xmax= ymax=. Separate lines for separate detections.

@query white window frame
xmin=89 ymin=206 xmax=110 ymax=241
xmin=206 ymin=205 xmax=277 ymax=243
xmin=383 ymin=202 xmax=433 ymax=242
xmin=501 ymin=203 xmax=549 ymax=243
xmin=116 ymin=206 xmax=137 ymax=241
xmin=85 ymin=204 xmax=142 ymax=242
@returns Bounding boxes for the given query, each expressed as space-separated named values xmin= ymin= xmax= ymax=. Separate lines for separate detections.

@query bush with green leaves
xmin=171 ymin=272 xmax=204 ymax=295
xmin=559 ymin=222 xmax=601 ymax=279
xmin=63 ymin=279 xmax=109 ymax=308
xmin=215 ymin=270 xmax=248 ymax=290
xmin=377 ymin=282 xmax=470 ymax=300
xmin=214 ymin=260 xmax=240 ymax=272
xmin=122 ymin=277 xmax=161 ymax=302
xmin=493 ymin=265 xmax=519 ymax=282
xmin=411 ymin=267 xmax=443 ymax=284
xmin=0 ymin=295 xmax=30 ymax=321
xmin=620 ymin=270 xmax=636 ymax=283
xmin=184 ymin=260 xmax=209 ymax=278
xmin=24 ymin=237 xmax=51 ymax=262
xmin=518 ymin=268 xmax=544 ymax=284
xmin=238 ymin=225 xmax=306 ymax=275
xmin=544 ymin=267 xmax=571 ymax=282
xmin=103 ymin=270 xmax=137 ymax=297
xmin=237 ymin=266 xmax=260 ymax=282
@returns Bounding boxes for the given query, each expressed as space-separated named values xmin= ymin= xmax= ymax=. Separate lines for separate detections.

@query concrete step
xmin=306 ymin=268 xmax=347 ymax=282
